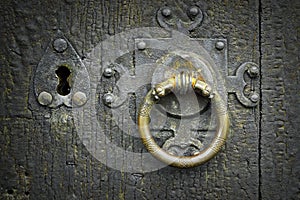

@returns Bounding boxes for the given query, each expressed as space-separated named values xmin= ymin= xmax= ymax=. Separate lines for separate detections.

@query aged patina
xmin=0 ymin=0 xmax=299 ymax=199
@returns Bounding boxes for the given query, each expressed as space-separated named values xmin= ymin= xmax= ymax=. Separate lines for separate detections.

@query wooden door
xmin=0 ymin=0 xmax=298 ymax=199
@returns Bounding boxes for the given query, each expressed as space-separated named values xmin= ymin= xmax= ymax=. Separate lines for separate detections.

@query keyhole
xmin=55 ymin=66 xmax=71 ymax=96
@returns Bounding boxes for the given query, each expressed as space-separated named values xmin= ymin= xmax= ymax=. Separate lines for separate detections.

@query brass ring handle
xmin=138 ymin=74 xmax=229 ymax=168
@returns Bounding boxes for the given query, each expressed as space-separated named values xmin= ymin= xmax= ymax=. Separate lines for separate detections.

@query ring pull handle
xmin=138 ymin=73 xmax=229 ymax=168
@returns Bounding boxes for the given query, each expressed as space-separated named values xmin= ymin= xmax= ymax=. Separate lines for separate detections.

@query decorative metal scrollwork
xmin=227 ymin=62 xmax=260 ymax=107
xmin=157 ymin=6 xmax=204 ymax=32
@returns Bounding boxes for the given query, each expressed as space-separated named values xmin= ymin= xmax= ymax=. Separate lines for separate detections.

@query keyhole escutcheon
xmin=55 ymin=66 xmax=71 ymax=96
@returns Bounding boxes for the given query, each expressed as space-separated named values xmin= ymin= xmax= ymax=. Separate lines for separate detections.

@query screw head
xmin=38 ymin=91 xmax=53 ymax=106
xmin=250 ymin=92 xmax=259 ymax=103
xmin=53 ymin=38 xmax=68 ymax=53
xmin=137 ymin=41 xmax=146 ymax=50
xmin=248 ymin=65 xmax=259 ymax=77
xmin=103 ymin=93 xmax=115 ymax=105
xmin=189 ymin=6 xmax=199 ymax=16
xmin=161 ymin=7 xmax=171 ymax=17
xmin=72 ymin=91 xmax=87 ymax=106
xmin=215 ymin=41 xmax=225 ymax=50
xmin=103 ymin=67 xmax=113 ymax=77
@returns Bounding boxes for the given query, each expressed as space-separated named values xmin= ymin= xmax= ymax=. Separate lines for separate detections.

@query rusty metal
xmin=138 ymin=73 xmax=229 ymax=168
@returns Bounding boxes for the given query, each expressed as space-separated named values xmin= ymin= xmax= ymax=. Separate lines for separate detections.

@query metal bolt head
xmin=248 ymin=65 xmax=259 ymax=77
xmin=53 ymin=38 xmax=68 ymax=53
xmin=189 ymin=6 xmax=199 ymax=16
xmin=161 ymin=7 xmax=171 ymax=17
xmin=137 ymin=41 xmax=146 ymax=50
xmin=215 ymin=41 xmax=225 ymax=50
xmin=103 ymin=93 xmax=115 ymax=105
xmin=250 ymin=92 xmax=259 ymax=103
xmin=72 ymin=91 xmax=87 ymax=106
xmin=103 ymin=67 xmax=113 ymax=77
xmin=38 ymin=91 xmax=53 ymax=106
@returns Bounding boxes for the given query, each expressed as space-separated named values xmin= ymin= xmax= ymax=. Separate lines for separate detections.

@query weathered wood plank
xmin=0 ymin=0 xmax=261 ymax=199
xmin=260 ymin=0 xmax=300 ymax=199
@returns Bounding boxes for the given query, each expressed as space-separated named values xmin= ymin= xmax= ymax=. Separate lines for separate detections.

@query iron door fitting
xmin=32 ymin=31 xmax=89 ymax=108
xmin=33 ymin=28 xmax=259 ymax=169
xmin=98 ymin=32 xmax=259 ymax=168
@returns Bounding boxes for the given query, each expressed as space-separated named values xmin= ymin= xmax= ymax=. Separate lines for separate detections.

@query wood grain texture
xmin=260 ymin=0 xmax=300 ymax=199
xmin=5 ymin=0 xmax=298 ymax=199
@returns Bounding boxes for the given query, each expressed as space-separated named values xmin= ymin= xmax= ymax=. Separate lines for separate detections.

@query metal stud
xmin=103 ymin=93 xmax=115 ymax=105
xmin=250 ymin=92 xmax=259 ymax=103
xmin=248 ymin=65 xmax=259 ymax=77
xmin=103 ymin=67 xmax=113 ymax=77
xmin=215 ymin=41 xmax=225 ymax=50
xmin=72 ymin=91 xmax=87 ymax=106
xmin=137 ymin=41 xmax=146 ymax=50
xmin=189 ymin=6 xmax=199 ymax=16
xmin=38 ymin=91 xmax=53 ymax=106
xmin=161 ymin=7 xmax=171 ymax=17
xmin=53 ymin=38 xmax=68 ymax=53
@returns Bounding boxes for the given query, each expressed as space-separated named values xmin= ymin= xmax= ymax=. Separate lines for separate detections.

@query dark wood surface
xmin=260 ymin=0 xmax=300 ymax=199
xmin=0 ymin=0 xmax=298 ymax=199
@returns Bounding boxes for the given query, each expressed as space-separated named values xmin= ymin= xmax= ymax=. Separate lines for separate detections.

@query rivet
xmin=189 ymin=6 xmax=199 ymax=16
xmin=215 ymin=41 xmax=225 ymax=50
xmin=250 ymin=92 xmax=259 ymax=103
xmin=38 ymin=91 xmax=53 ymax=106
xmin=103 ymin=93 xmax=115 ymax=105
xmin=248 ymin=65 xmax=259 ymax=77
xmin=53 ymin=38 xmax=68 ymax=53
xmin=137 ymin=41 xmax=146 ymax=50
xmin=161 ymin=7 xmax=171 ymax=17
xmin=72 ymin=91 xmax=87 ymax=106
xmin=103 ymin=67 xmax=113 ymax=77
